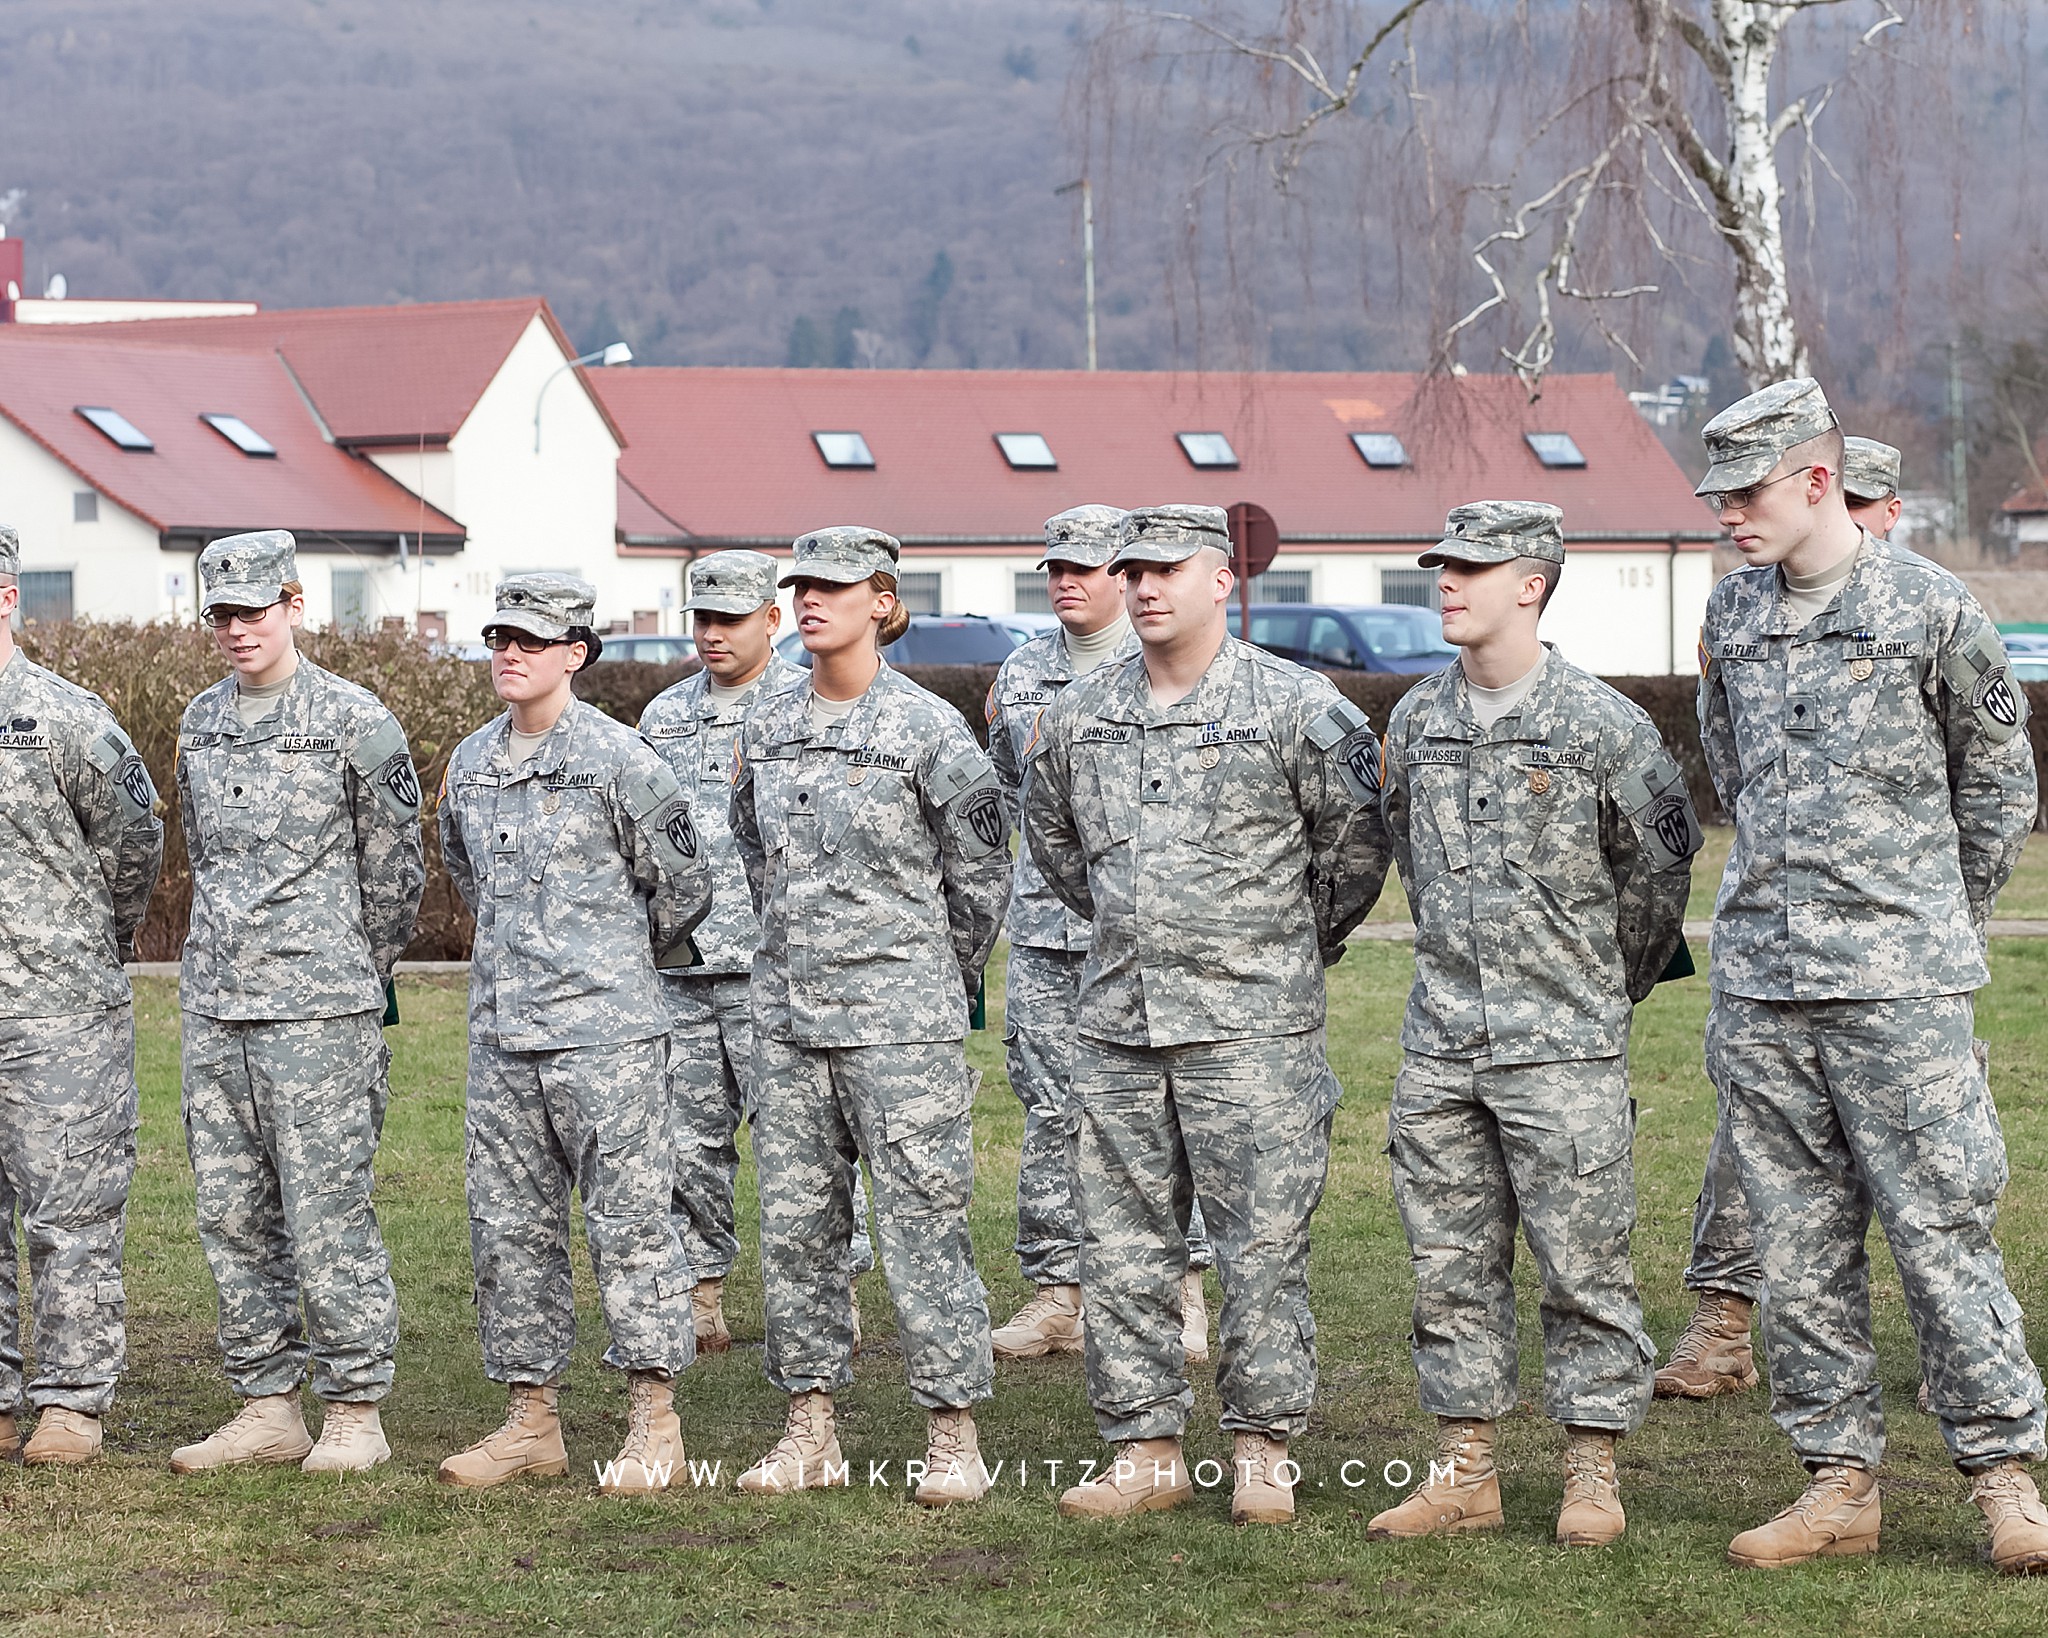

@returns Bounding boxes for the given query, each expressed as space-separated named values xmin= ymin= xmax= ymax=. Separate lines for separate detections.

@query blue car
xmin=1227 ymin=602 xmax=1457 ymax=674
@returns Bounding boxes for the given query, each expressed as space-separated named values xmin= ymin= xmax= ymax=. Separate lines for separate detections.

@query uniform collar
xmin=1762 ymin=528 xmax=1881 ymax=638
xmin=689 ymin=651 xmax=803 ymax=722
xmin=491 ymin=696 xmax=581 ymax=780
xmin=803 ymin=659 xmax=901 ymax=750
xmin=211 ymin=657 xmax=314 ymax=744
xmin=1093 ymin=634 xmax=1245 ymax=726
xmin=1422 ymin=645 xmax=1559 ymax=744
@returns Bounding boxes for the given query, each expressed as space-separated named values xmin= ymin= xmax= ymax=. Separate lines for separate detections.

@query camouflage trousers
xmin=465 ymin=1035 xmax=694 ymax=1383
xmin=1072 ymin=1029 xmax=1338 ymax=1443
xmin=0 ymin=1008 xmax=137 ymax=1415
xmin=660 ymin=974 xmax=875 ymax=1285
xmin=182 ymin=1010 xmax=398 ymax=1403
xmin=1005 ymin=946 xmax=1209 ymax=1287
xmin=1388 ymin=1052 xmax=1654 ymax=1432
xmin=752 ymin=1032 xmax=992 ymax=1410
xmin=1682 ymin=1082 xmax=1762 ymax=1302
xmin=1712 ymin=992 xmax=2046 ymax=1472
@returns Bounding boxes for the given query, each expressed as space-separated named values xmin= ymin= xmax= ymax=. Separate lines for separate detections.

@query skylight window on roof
xmin=76 ymin=406 xmax=154 ymax=451
xmin=1350 ymin=432 xmax=1409 ymax=468
xmin=1177 ymin=432 xmax=1238 ymax=469
xmin=994 ymin=432 xmax=1057 ymax=470
xmin=813 ymin=431 xmax=876 ymax=469
xmin=201 ymin=413 xmax=278 ymax=457
xmin=1526 ymin=432 xmax=1587 ymax=468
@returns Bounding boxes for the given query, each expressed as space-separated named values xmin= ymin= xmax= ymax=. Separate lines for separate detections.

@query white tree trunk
xmin=1712 ymin=2 xmax=1810 ymax=385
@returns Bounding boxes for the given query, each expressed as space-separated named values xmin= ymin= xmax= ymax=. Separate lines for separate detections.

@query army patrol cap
xmin=199 ymin=530 xmax=299 ymax=614
xmin=778 ymin=525 xmax=902 ymax=587
xmin=486 ymin=572 xmax=598 ymax=642
xmin=1419 ymin=500 xmax=1565 ymax=568
xmin=1108 ymin=504 xmax=1230 ymax=571
xmin=1035 ymin=504 xmax=1126 ymax=571
xmin=1694 ymin=377 xmax=1838 ymax=497
xmin=1842 ymin=437 xmax=1902 ymax=502
xmin=0 ymin=525 xmax=18 ymax=577
xmin=683 ymin=549 xmax=778 ymax=615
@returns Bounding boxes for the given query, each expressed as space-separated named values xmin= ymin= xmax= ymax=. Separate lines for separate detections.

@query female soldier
xmin=730 ymin=526 xmax=1010 ymax=1506
xmin=169 ymin=530 xmax=424 ymax=1476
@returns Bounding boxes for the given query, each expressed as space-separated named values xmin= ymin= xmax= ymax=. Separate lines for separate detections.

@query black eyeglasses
xmin=205 ymin=600 xmax=286 ymax=631
xmin=1700 ymin=466 xmax=1821 ymax=514
xmin=483 ymin=629 xmax=568 ymax=654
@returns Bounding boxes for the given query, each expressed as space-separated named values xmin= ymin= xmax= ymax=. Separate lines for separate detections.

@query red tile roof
xmin=596 ymin=368 xmax=1718 ymax=551
xmin=8 ymin=297 xmax=624 ymax=448
xmin=0 ymin=332 xmax=463 ymax=544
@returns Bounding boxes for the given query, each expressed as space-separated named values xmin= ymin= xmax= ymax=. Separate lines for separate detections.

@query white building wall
xmin=0 ymin=415 xmax=182 ymax=622
xmin=360 ymin=317 xmax=675 ymax=641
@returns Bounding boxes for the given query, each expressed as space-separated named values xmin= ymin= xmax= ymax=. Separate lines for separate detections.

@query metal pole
xmin=1056 ymin=179 xmax=1098 ymax=371
xmin=1948 ymin=338 xmax=1970 ymax=551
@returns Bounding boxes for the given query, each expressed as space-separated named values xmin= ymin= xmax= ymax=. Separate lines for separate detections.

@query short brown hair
xmin=1515 ymin=557 xmax=1562 ymax=612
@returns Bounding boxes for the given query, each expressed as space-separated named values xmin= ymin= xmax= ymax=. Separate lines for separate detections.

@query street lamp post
xmin=534 ymin=340 xmax=633 ymax=453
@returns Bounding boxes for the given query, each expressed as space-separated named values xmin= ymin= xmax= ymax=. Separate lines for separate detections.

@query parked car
xmin=2011 ymin=656 xmax=2048 ymax=684
xmin=999 ymin=612 xmax=1064 ymax=645
xmin=591 ymin=633 xmax=697 ymax=666
xmin=1227 ymin=602 xmax=1457 ymax=674
xmin=777 ymin=613 xmax=1025 ymax=668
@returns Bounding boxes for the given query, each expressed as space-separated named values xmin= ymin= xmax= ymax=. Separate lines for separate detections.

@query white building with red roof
xmin=596 ymin=367 xmax=1720 ymax=674
xmin=0 ymin=295 xmax=677 ymax=641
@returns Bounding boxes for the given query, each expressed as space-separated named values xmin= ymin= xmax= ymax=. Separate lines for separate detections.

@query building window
xmin=331 ymin=567 xmax=368 ymax=631
xmin=18 ymin=570 xmax=74 ymax=625
xmin=73 ymin=491 xmax=99 ymax=523
xmin=75 ymin=406 xmax=155 ymax=451
xmin=812 ymin=431 xmax=876 ymax=469
xmin=895 ymin=571 xmax=942 ymax=615
xmin=1013 ymin=571 xmax=1052 ymax=613
xmin=1381 ymin=567 xmax=1441 ymax=609
xmin=994 ymin=433 xmax=1057 ymax=469
xmin=1251 ymin=568 xmax=1312 ymax=603
xmin=201 ymin=413 xmax=278 ymax=457
xmin=1176 ymin=431 xmax=1239 ymax=469
xmin=1525 ymin=432 xmax=1587 ymax=468
xmin=1349 ymin=432 xmax=1409 ymax=468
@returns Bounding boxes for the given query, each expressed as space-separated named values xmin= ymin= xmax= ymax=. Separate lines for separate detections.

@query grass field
xmin=4 ymin=891 xmax=2048 ymax=1633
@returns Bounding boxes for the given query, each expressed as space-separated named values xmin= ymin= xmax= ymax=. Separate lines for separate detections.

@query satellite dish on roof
xmin=5 ymin=282 xmax=17 ymax=302
xmin=44 ymin=273 xmax=66 ymax=300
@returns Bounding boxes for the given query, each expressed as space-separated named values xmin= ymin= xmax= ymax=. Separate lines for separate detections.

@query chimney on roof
xmin=0 ymin=234 xmax=23 ymax=323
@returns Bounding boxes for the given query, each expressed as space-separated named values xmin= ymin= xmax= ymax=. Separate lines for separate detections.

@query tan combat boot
xmin=736 ymin=1390 xmax=848 ymax=1494
xmin=992 ymin=1283 xmax=1085 ymax=1360
xmin=692 ymin=1277 xmax=732 ymax=1355
xmin=1057 ymin=1437 xmax=1195 ymax=1519
xmin=599 ymin=1372 xmax=684 ymax=1496
xmin=914 ymin=1407 xmax=991 ymax=1506
xmin=436 ymin=1383 xmax=569 ymax=1488
xmin=302 ymin=1402 xmax=390 ymax=1473
xmin=0 ymin=1409 xmax=20 ymax=1460
xmin=1556 ymin=1428 xmax=1625 ymax=1546
xmin=1182 ymin=1271 xmax=1211 ymax=1367
xmin=23 ymin=1408 xmax=102 ymax=1466
xmin=1654 ymin=1292 xmax=1759 ymax=1399
xmin=850 ymin=1280 xmax=864 ymax=1359
xmin=1727 ymin=1464 xmax=1880 ymax=1567
xmin=1231 ymin=1431 xmax=1295 ymax=1525
xmin=171 ymin=1393 xmax=313 ymax=1474
xmin=1970 ymin=1461 xmax=2048 ymax=1576
xmin=1366 ymin=1418 xmax=1506 ymax=1539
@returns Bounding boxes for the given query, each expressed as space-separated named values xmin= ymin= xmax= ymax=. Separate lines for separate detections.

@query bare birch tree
xmin=1081 ymin=1 xmax=1947 ymax=394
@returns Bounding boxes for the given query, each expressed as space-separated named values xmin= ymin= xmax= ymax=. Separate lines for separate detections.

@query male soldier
xmin=985 ymin=505 xmax=1216 ymax=1367
xmin=639 ymin=551 xmax=876 ymax=1354
xmin=1695 ymin=379 xmax=2047 ymax=1574
xmin=1026 ymin=504 xmax=1390 ymax=1526
xmin=0 ymin=524 xmax=163 ymax=1465
xmin=438 ymin=575 xmax=712 ymax=1495
xmin=1364 ymin=503 xmax=1698 ymax=1548
xmin=170 ymin=530 xmax=424 ymax=1476
xmin=1657 ymin=430 xmax=1905 ymax=1405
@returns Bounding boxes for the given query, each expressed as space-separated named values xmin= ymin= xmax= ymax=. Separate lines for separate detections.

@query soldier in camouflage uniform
xmin=1025 ymin=504 xmax=1391 ymax=1526
xmin=640 ymin=550 xmax=875 ymax=1356
xmin=438 ymin=575 xmax=712 ymax=1496
xmin=728 ymin=527 xmax=1009 ymax=1508
xmin=0 ymin=524 xmax=163 ymax=1467
xmin=984 ymin=506 xmax=1215 ymax=1367
xmin=1694 ymin=379 xmax=2048 ymax=1575
xmin=168 ymin=531 xmax=424 ymax=1477
xmin=1363 ymin=503 xmax=1699 ymax=1548
xmin=1659 ymin=430 xmax=1907 ymax=1406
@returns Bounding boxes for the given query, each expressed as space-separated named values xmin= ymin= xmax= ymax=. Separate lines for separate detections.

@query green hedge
xmin=17 ymin=625 xmax=2046 ymax=960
